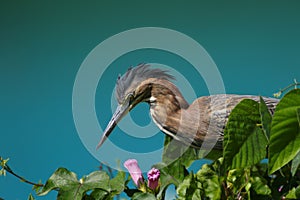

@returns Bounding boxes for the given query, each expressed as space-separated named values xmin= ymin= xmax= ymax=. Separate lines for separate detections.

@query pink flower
xmin=124 ymin=159 xmax=144 ymax=187
xmin=147 ymin=168 xmax=160 ymax=190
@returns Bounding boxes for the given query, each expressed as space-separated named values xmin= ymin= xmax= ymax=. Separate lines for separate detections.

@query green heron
xmin=97 ymin=64 xmax=278 ymax=150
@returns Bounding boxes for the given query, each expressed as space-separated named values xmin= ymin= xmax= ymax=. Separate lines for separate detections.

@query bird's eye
xmin=125 ymin=92 xmax=134 ymax=104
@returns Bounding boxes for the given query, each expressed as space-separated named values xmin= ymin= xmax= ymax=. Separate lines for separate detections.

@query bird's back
xmin=182 ymin=94 xmax=279 ymax=149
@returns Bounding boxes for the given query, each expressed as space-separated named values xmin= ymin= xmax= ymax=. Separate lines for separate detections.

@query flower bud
xmin=147 ymin=168 xmax=160 ymax=190
xmin=124 ymin=159 xmax=144 ymax=187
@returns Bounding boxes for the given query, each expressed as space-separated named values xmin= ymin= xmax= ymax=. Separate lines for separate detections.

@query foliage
xmin=269 ymin=90 xmax=300 ymax=174
xmin=1 ymin=88 xmax=300 ymax=199
xmin=223 ymin=98 xmax=269 ymax=170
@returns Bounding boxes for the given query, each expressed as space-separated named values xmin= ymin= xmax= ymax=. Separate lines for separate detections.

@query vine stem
xmin=274 ymin=79 xmax=300 ymax=97
xmin=281 ymin=79 xmax=300 ymax=92
xmin=1 ymin=157 xmax=44 ymax=187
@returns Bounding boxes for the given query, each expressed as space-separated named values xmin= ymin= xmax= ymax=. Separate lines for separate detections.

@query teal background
xmin=1 ymin=1 xmax=300 ymax=199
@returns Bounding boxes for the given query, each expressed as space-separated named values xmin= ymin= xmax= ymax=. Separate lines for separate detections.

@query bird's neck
xmin=147 ymin=79 xmax=189 ymax=137
xmin=149 ymin=79 xmax=189 ymax=110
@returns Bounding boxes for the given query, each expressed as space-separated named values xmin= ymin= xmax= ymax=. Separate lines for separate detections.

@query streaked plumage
xmin=97 ymin=64 xmax=279 ymax=150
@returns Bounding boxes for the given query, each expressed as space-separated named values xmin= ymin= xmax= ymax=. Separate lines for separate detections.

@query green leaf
xmin=81 ymin=171 xmax=110 ymax=191
xmin=226 ymin=168 xmax=253 ymax=199
xmin=200 ymin=149 xmax=223 ymax=161
xmin=269 ymin=89 xmax=300 ymax=174
xmin=157 ymin=135 xmax=189 ymax=188
xmin=159 ymin=135 xmax=196 ymax=199
xmin=162 ymin=135 xmax=197 ymax=168
xmin=176 ymin=173 xmax=193 ymax=198
xmin=291 ymin=151 xmax=300 ymax=176
xmin=90 ymin=189 xmax=109 ymax=200
xmin=38 ymin=168 xmax=79 ymax=196
xmin=38 ymin=168 xmax=110 ymax=199
xmin=27 ymin=193 xmax=35 ymax=200
xmin=152 ymin=161 xmax=187 ymax=200
xmin=131 ymin=192 xmax=156 ymax=200
xmin=0 ymin=158 xmax=9 ymax=168
xmin=181 ymin=147 xmax=198 ymax=167
xmin=159 ymin=135 xmax=191 ymax=187
xmin=227 ymin=168 xmax=247 ymax=188
xmin=177 ymin=173 xmax=202 ymax=200
xmin=0 ymin=168 xmax=6 ymax=176
xmin=32 ymin=180 xmax=43 ymax=193
xmin=109 ymin=171 xmax=126 ymax=195
xmin=0 ymin=158 xmax=9 ymax=176
xmin=124 ymin=188 xmax=140 ymax=198
xmin=57 ymin=189 xmax=82 ymax=200
xmin=285 ymin=185 xmax=300 ymax=199
xmin=153 ymin=161 xmax=186 ymax=188
xmin=224 ymin=99 xmax=268 ymax=170
xmin=259 ymin=97 xmax=272 ymax=141
xmin=162 ymin=135 xmax=173 ymax=164
xmin=196 ymin=164 xmax=221 ymax=200
xmin=250 ymin=176 xmax=271 ymax=196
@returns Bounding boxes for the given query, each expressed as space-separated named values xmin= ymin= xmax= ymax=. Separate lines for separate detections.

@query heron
xmin=97 ymin=64 xmax=278 ymax=150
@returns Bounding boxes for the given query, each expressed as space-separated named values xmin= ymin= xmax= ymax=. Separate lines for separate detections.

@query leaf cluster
xmin=37 ymin=168 xmax=125 ymax=200
xmin=174 ymin=89 xmax=300 ymax=199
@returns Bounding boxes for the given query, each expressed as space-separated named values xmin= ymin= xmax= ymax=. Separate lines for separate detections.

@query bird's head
xmin=96 ymin=64 xmax=175 ymax=149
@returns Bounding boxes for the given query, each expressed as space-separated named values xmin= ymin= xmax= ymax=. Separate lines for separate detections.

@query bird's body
xmin=97 ymin=64 xmax=279 ymax=150
xmin=151 ymin=92 xmax=277 ymax=149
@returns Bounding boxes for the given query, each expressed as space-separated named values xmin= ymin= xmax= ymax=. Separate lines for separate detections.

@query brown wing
xmin=188 ymin=94 xmax=279 ymax=150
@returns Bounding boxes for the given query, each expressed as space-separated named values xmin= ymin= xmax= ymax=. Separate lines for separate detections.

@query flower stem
xmin=0 ymin=157 xmax=44 ymax=187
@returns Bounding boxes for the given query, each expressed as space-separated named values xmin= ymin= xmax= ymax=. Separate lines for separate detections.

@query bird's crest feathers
xmin=116 ymin=64 xmax=174 ymax=103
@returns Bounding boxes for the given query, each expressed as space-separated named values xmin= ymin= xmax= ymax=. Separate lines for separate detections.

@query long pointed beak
xmin=96 ymin=102 xmax=130 ymax=149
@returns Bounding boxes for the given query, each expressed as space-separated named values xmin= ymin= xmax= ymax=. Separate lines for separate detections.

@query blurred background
xmin=1 ymin=1 xmax=299 ymax=199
